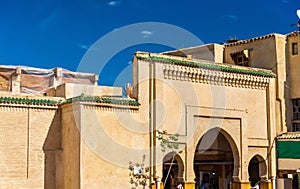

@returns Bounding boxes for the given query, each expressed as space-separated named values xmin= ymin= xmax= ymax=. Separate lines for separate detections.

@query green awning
xmin=277 ymin=140 xmax=300 ymax=159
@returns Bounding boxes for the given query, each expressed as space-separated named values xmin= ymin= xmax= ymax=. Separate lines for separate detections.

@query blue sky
xmin=0 ymin=0 xmax=299 ymax=86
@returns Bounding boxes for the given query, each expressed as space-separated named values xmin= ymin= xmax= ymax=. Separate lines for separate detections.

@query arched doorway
xmin=162 ymin=152 xmax=184 ymax=189
xmin=248 ymin=155 xmax=267 ymax=187
xmin=194 ymin=129 xmax=237 ymax=189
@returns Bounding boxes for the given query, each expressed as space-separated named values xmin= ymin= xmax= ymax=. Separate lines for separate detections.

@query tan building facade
xmin=0 ymin=32 xmax=300 ymax=189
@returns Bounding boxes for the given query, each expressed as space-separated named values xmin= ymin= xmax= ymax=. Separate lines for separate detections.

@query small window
xmin=231 ymin=49 xmax=250 ymax=67
xmin=293 ymin=123 xmax=300 ymax=132
xmin=292 ymin=42 xmax=298 ymax=55
xmin=237 ymin=56 xmax=243 ymax=63
xmin=292 ymin=99 xmax=300 ymax=120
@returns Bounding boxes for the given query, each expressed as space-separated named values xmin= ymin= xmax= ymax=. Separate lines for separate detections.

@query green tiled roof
xmin=136 ymin=55 xmax=275 ymax=78
xmin=0 ymin=96 xmax=59 ymax=106
xmin=61 ymin=94 xmax=141 ymax=106
xmin=0 ymin=95 xmax=140 ymax=107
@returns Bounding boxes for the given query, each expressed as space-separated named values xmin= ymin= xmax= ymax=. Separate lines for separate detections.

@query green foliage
xmin=136 ymin=55 xmax=275 ymax=78
xmin=156 ymin=130 xmax=181 ymax=186
xmin=229 ymin=36 xmax=238 ymax=41
xmin=156 ymin=130 xmax=181 ymax=153
xmin=128 ymin=155 xmax=150 ymax=188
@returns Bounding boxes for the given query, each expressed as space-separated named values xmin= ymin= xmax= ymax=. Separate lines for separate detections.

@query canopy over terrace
xmin=0 ymin=65 xmax=98 ymax=94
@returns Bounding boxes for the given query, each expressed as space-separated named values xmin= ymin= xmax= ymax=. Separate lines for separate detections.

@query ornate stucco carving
xmin=162 ymin=64 xmax=271 ymax=90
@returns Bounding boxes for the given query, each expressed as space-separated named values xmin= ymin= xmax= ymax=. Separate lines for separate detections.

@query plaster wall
xmin=286 ymin=35 xmax=300 ymax=99
xmin=133 ymin=58 xmax=275 ymax=184
xmin=286 ymin=34 xmax=300 ymax=131
xmin=79 ymin=105 xmax=150 ymax=189
xmin=61 ymin=103 xmax=81 ymax=189
xmin=224 ymin=35 xmax=287 ymax=134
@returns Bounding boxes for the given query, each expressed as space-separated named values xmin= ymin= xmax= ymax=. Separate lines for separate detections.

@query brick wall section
xmin=0 ymin=107 xmax=28 ymax=179
xmin=0 ymin=105 xmax=60 ymax=189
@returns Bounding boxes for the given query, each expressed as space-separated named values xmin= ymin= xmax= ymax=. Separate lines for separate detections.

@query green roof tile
xmin=60 ymin=94 xmax=140 ymax=107
xmin=0 ymin=96 xmax=59 ymax=106
xmin=136 ymin=55 xmax=275 ymax=78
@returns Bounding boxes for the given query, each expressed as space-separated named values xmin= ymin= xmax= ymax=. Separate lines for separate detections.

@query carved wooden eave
xmin=277 ymin=132 xmax=300 ymax=140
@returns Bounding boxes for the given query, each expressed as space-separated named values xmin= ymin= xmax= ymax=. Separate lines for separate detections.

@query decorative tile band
xmin=0 ymin=96 xmax=59 ymax=106
xmin=0 ymin=95 xmax=140 ymax=108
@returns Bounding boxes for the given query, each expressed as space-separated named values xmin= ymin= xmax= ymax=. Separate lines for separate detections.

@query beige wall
xmin=163 ymin=44 xmax=224 ymax=63
xmin=287 ymin=34 xmax=300 ymax=99
xmin=224 ymin=36 xmax=278 ymax=70
xmin=224 ymin=35 xmax=287 ymax=134
xmin=61 ymin=103 xmax=81 ymax=189
xmin=0 ymin=103 xmax=59 ymax=188
xmin=133 ymin=54 xmax=277 ymax=185
xmin=286 ymin=34 xmax=300 ymax=131
xmin=78 ymin=104 xmax=150 ymax=189
xmin=46 ymin=83 xmax=122 ymax=99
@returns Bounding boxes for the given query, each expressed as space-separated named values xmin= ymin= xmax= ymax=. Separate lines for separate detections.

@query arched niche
xmin=162 ymin=152 xmax=184 ymax=189
xmin=193 ymin=128 xmax=240 ymax=189
xmin=248 ymin=155 xmax=267 ymax=187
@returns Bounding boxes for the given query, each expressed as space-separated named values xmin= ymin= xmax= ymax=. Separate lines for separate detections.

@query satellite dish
xmin=297 ymin=9 xmax=300 ymax=19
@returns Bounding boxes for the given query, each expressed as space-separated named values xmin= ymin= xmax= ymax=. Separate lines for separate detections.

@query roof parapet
xmin=135 ymin=52 xmax=275 ymax=78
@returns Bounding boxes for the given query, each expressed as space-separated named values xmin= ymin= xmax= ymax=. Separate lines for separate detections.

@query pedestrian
xmin=177 ymin=183 xmax=184 ymax=189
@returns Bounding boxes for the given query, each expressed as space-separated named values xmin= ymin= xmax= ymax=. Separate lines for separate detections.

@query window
xmin=231 ymin=49 xmax=250 ymax=67
xmin=292 ymin=99 xmax=300 ymax=131
xmin=292 ymin=99 xmax=300 ymax=120
xmin=293 ymin=123 xmax=300 ymax=132
xmin=292 ymin=42 xmax=298 ymax=55
xmin=0 ymin=76 xmax=9 ymax=91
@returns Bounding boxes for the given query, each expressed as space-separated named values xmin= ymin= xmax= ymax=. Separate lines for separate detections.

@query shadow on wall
xmin=43 ymin=110 xmax=62 ymax=189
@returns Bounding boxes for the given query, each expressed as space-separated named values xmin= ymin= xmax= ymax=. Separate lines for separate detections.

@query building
xmin=163 ymin=31 xmax=300 ymax=188
xmin=0 ymin=32 xmax=299 ymax=189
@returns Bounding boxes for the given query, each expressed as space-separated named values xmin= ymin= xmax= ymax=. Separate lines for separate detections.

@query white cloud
xmin=107 ymin=1 xmax=121 ymax=7
xmin=39 ymin=8 xmax=60 ymax=29
xmin=141 ymin=30 xmax=153 ymax=38
xmin=77 ymin=43 xmax=90 ymax=50
xmin=223 ymin=15 xmax=239 ymax=20
xmin=141 ymin=31 xmax=153 ymax=35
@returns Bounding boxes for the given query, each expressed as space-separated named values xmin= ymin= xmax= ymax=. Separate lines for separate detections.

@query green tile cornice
xmin=0 ymin=96 xmax=59 ymax=106
xmin=136 ymin=54 xmax=275 ymax=78
xmin=61 ymin=94 xmax=140 ymax=106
